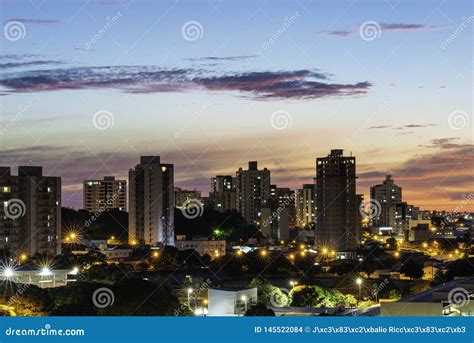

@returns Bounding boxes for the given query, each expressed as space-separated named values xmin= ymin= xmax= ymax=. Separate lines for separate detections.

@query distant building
xmin=235 ymin=161 xmax=270 ymax=225
xmin=175 ymin=238 xmax=226 ymax=258
xmin=314 ymin=149 xmax=358 ymax=252
xmin=395 ymin=202 xmax=420 ymax=232
xmin=207 ymin=287 xmax=258 ymax=316
xmin=381 ymin=278 xmax=474 ymax=316
xmin=174 ymin=187 xmax=202 ymax=208
xmin=261 ymin=207 xmax=289 ymax=242
xmin=210 ymin=175 xmax=236 ymax=212
xmin=83 ymin=176 xmax=126 ymax=212
xmin=296 ymin=184 xmax=315 ymax=228
xmin=370 ymin=175 xmax=402 ymax=229
xmin=0 ymin=166 xmax=61 ymax=257
xmin=128 ymin=156 xmax=174 ymax=246
xmin=409 ymin=223 xmax=432 ymax=242
xmin=272 ymin=187 xmax=296 ymax=228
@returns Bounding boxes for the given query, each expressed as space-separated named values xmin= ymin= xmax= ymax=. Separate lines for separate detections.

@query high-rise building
xmin=272 ymin=187 xmax=296 ymax=228
xmin=210 ymin=175 xmax=236 ymax=212
xmin=0 ymin=166 xmax=61 ymax=257
xmin=235 ymin=161 xmax=270 ymax=225
xmin=261 ymin=207 xmax=289 ymax=242
xmin=128 ymin=156 xmax=174 ymax=246
xmin=296 ymin=184 xmax=316 ymax=228
xmin=315 ymin=149 xmax=358 ymax=252
xmin=395 ymin=202 xmax=420 ymax=232
xmin=370 ymin=175 xmax=402 ymax=228
xmin=174 ymin=187 xmax=202 ymax=208
xmin=83 ymin=176 xmax=126 ymax=212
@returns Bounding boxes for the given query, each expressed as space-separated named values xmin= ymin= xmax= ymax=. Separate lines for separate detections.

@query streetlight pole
xmin=355 ymin=277 xmax=363 ymax=303
xmin=187 ymin=288 xmax=193 ymax=309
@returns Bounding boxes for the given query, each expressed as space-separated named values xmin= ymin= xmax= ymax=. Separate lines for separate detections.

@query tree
xmin=400 ymin=261 xmax=424 ymax=280
xmin=386 ymin=237 xmax=398 ymax=251
xmin=290 ymin=285 xmax=325 ymax=307
xmin=389 ymin=289 xmax=401 ymax=300
xmin=249 ymin=277 xmax=283 ymax=307
xmin=245 ymin=303 xmax=275 ymax=316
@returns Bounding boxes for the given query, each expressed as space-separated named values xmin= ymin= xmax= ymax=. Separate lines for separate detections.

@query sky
xmin=0 ymin=0 xmax=472 ymax=211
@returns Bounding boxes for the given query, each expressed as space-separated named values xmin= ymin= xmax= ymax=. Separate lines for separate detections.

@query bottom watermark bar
xmin=0 ymin=317 xmax=472 ymax=343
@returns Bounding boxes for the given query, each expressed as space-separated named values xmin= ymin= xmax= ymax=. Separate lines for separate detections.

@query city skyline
xmin=1 ymin=0 xmax=472 ymax=211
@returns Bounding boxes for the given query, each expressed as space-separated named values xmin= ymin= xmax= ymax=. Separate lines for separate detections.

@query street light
xmin=187 ymin=288 xmax=193 ymax=308
xmin=289 ymin=280 xmax=298 ymax=290
xmin=355 ymin=277 xmax=363 ymax=302
xmin=241 ymin=295 xmax=247 ymax=313
xmin=3 ymin=267 xmax=14 ymax=278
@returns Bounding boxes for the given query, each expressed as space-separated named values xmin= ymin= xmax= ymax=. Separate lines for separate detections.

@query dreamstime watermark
xmin=181 ymin=21 xmax=204 ymax=41
xmin=84 ymin=12 xmax=122 ymax=50
xmin=1 ymin=100 xmax=35 ymax=135
xmin=6 ymin=283 xmax=31 ymax=307
xmin=174 ymin=102 xmax=211 ymax=139
xmin=448 ymin=287 xmax=470 ymax=307
xmin=3 ymin=20 xmax=26 ymax=41
xmin=351 ymin=101 xmax=387 ymax=138
xmin=269 ymin=287 xmax=290 ymax=307
xmin=262 ymin=11 xmax=300 ymax=49
xmin=442 ymin=193 xmax=473 ymax=226
xmin=448 ymin=110 xmax=470 ymax=130
xmin=84 ymin=190 xmax=123 ymax=227
xmin=92 ymin=287 xmax=115 ymax=308
xmin=366 ymin=278 xmax=390 ymax=302
xmin=359 ymin=21 xmax=381 ymax=41
xmin=174 ymin=278 xmax=212 ymax=315
xmin=359 ymin=198 xmax=381 ymax=220
xmin=270 ymin=110 xmax=292 ymax=130
xmin=181 ymin=198 xmax=204 ymax=219
xmin=92 ymin=110 xmax=115 ymax=130
xmin=261 ymin=193 xmax=296 ymax=228
xmin=3 ymin=199 xmax=26 ymax=220
xmin=440 ymin=16 xmax=473 ymax=50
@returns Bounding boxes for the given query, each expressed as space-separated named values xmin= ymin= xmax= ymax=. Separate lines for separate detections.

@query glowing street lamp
xmin=355 ymin=277 xmax=363 ymax=302
xmin=288 ymin=253 xmax=295 ymax=261
xmin=187 ymin=287 xmax=193 ymax=308
xmin=236 ymin=250 xmax=243 ymax=257
xmin=260 ymin=249 xmax=267 ymax=257
xmin=241 ymin=295 xmax=248 ymax=313
xmin=152 ymin=251 xmax=160 ymax=259
xmin=19 ymin=253 xmax=27 ymax=262
xmin=289 ymin=280 xmax=298 ymax=290
xmin=3 ymin=267 xmax=14 ymax=278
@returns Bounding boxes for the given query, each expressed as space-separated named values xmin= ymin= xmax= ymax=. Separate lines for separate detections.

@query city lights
xmin=3 ymin=267 xmax=14 ymax=278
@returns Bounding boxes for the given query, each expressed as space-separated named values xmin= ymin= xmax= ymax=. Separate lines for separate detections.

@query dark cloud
xmin=0 ymin=66 xmax=371 ymax=100
xmin=184 ymin=55 xmax=257 ymax=62
xmin=9 ymin=18 xmax=60 ymax=25
xmin=323 ymin=22 xmax=442 ymax=37
xmin=0 ymin=60 xmax=65 ymax=70
xmin=420 ymin=137 xmax=473 ymax=150
xmin=368 ymin=123 xmax=437 ymax=130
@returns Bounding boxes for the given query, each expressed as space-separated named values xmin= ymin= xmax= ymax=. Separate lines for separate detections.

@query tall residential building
xmin=128 ymin=156 xmax=174 ymax=246
xmin=210 ymin=175 xmax=236 ymax=212
xmin=395 ymin=202 xmax=420 ymax=232
xmin=296 ymin=184 xmax=316 ymax=228
xmin=270 ymin=187 xmax=296 ymax=229
xmin=83 ymin=176 xmax=126 ymax=212
xmin=174 ymin=187 xmax=202 ymax=208
xmin=370 ymin=175 xmax=402 ymax=228
xmin=235 ymin=161 xmax=270 ymax=225
xmin=0 ymin=166 xmax=61 ymax=257
xmin=261 ymin=207 xmax=289 ymax=242
xmin=315 ymin=149 xmax=358 ymax=252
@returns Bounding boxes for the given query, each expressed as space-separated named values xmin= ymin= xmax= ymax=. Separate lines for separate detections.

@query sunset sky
xmin=1 ymin=0 xmax=472 ymax=211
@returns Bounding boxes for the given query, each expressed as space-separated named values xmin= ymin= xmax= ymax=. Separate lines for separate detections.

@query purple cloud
xmin=0 ymin=65 xmax=371 ymax=100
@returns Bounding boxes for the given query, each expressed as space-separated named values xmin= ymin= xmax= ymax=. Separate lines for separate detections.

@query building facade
xmin=174 ymin=187 xmax=202 ymax=208
xmin=83 ymin=176 xmax=126 ymax=212
xmin=235 ymin=161 xmax=270 ymax=225
xmin=0 ymin=166 xmax=61 ymax=257
xmin=370 ymin=175 xmax=402 ymax=228
xmin=295 ymin=184 xmax=316 ymax=228
xmin=210 ymin=175 xmax=236 ymax=212
xmin=315 ymin=149 xmax=358 ymax=252
xmin=128 ymin=156 xmax=174 ymax=246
